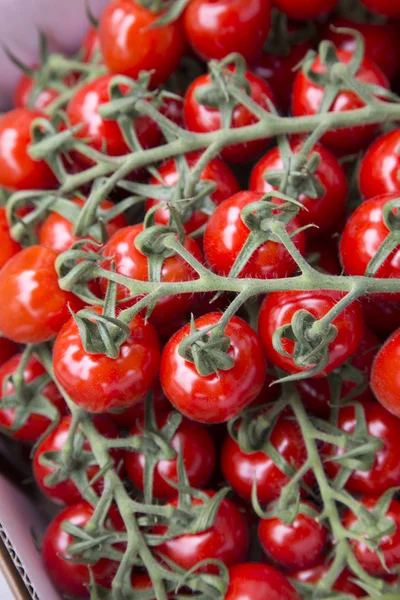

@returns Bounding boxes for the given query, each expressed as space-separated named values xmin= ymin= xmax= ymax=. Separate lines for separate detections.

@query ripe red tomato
xmin=362 ymin=297 xmax=400 ymax=340
xmin=99 ymin=224 xmax=203 ymax=325
xmin=81 ymin=27 xmax=101 ymax=63
xmin=0 ymin=353 xmax=66 ymax=443
xmin=258 ymin=502 xmax=327 ymax=570
xmin=221 ymin=415 xmax=311 ymax=503
xmin=0 ymin=207 xmax=22 ymax=269
xmin=125 ymin=411 xmax=215 ymax=499
xmin=0 ymin=246 xmax=82 ymax=344
xmin=66 ymin=74 xmax=161 ymax=164
xmin=292 ymin=51 xmax=389 ymax=154
xmin=160 ymin=312 xmax=266 ymax=423
xmin=183 ymin=0 xmax=271 ymax=62
xmin=184 ymin=67 xmax=275 ymax=164
xmin=38 ymin=197 xmax=127 ymax=254
xmin=154 ymin=491 xmax=249 ymax=571
xmin=360 ymin=0 xmax=400 ymax=17
xmin=0 ymin=108 xmax=56 ymax=190
xmin=324 ymin=401 xmax=400 ymax=496
xmin=106 ymin=380 xmax=172 ymax=429
xmin=145 ymin=153 xmax=240 ymax=235
xmin=291 ymin=561 xmax=364 ymax=597
xmin=226 ymin=563 xmax=300 ymax=600
xmin=273 ymin=0 xmax=338 ymax=20
xmin=258 ymin=290 xmax=364 ymax=377
xmin=99 ymin=0 xmax=186 ymax=88
xmin=249 ymin=143 xmax=347 ymax=234
xmin=0 ymin=337 xmax=18 ymax=367
xmin=14 ymin=73 xmax=59 ymax=110
xmin=53 ymin=308 xmax=160 ymax=414
xmin=204 ymin=191 xmax=306 ymax=279
xmin=359 ymin=130 xmax=400 ymax=199
xmin=306 ymin=236 xmax=341 ymax=276
xmin=371 ymin=327 xmax=400 ymax=419
xmin=343 ymin=496 xmax=400 ymax=576
xmin=42 ymin=501 xmax=121 ymax=598
xmin=33 ymin=415 xmax=123 ymax=505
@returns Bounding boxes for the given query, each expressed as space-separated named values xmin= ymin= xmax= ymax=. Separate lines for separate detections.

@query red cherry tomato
xmin=204 ymin=191 xmax=306 ymax=279
xmin=306 ymin=236 xmax=341 ymax=275
xmin=0 ymin=246 xmax=82 ymax=344
xmin=258 ymin=290 xmax=364 ymax=377
xmin=226 ymin=563 xmax=300 ymax=600
xmin=183 ymin=0 xmax=271 ymax=62
xmin=154 ymin=491 xmax=249 ymax=572
xmin=145 ymin=153 xmax=240 ymax=235
xmin=292 ymin=51 xmax=389 ymax=154
xmin=14 ymin=73 xmax=59 ymax=110
xmin=125 ymin=411 xmax=216 ymax=499
xmin=33 ymin=415 xmax=123 ymax=505
xmin=0 ymin=337 xmax=18 ymax=367
xmin=160 ymin=312 xmax=266 ymax=424
xmin=359 ymin=0 xmax=400 ymax=17
xmin=0 ymin=108 xmax=56 ymax=190
xmin=53 ymin=308 xmax=160 ymax=414
xmin=99 ymin=224 xmax=203 ymax=325
xmin=106 ymin=380 xmax=172 ymax=429
xmin=359 ymin=130 xmax=400 ymax=199
xmin=371 ymin=327 xmax=400 ymax=419
xmin=184 ymin=67 xmax=275 ymax=164
xmin=258 ymin=502 xmax=327 ymax=570
xmin=42 ymin=501 xmax=121 ymax=598
xmin=221 ymin=415 xmax=311 ymax=503
xmin=291 ymin=561 xmax=364 ymax=597
xmin=0 ymin=353 xmax=66 ymax=443
xmin=273 ymin=0 xmax=338 ymax=20
xmin=159 ymin=96 xmax=185 ymax=130
xmin=343 ymin=496 xmax=400 ymax=576
xmin=250 ymin=143 xmax=347 ymax=234
xmin=0 ymin=206 xmax=22 ymax=269
xmin=362 ymin=296 xmax=400 ymax=340
xmin=38 ymin=197 xmax=127 ymax=254
xmin=99 ymin=0 xmax=186 ymax=88
xmin=81 ymin=27 xmax=101 ymax=63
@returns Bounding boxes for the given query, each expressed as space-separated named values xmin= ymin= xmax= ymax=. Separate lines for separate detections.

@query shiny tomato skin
xmin=184 ymin=68 xmax=275 ymax=164
xmin=14 ymin=74 xmax=59 ymax=110
xmin=81 ymin=27 xmax=101 ymax=62
xmin=0 ymin=246 xmax=82 ymax=344
xmin=0 ymin=207 xmax=22 ymax=269
xmin=99 ymin=0 xmax=185 ymax=88
xmin=42 ymin=501 xmax=121 ymax=598
xmin=0 ymin=353 xmax=66 ymax=443
xmin=343 ymin=497 xmax=400 ymax=576
xmin=0 ymin=108 xmax=56 ymax=191
xmin=371 ymin=328 xmax=400 ymax=419
xmin=160 ymin=312 xmax=266 ymax=424
xmin=226 ymin=563 xmax=300 ymax=600
xmin=38 ymin=197 xmax=127 ymax=254
xmin=183 ymin=0 xmax=271 ymax=62
xmin=53 ymin=308 xmax=160 ymax=414
xmin=33 ymin=415 xmax=123 ymax=505
xmin=250 ymin=143 xmax=347 ymax=234
xmin=145 ymin=153 xmax=240 ymax=235
xmin=100 ymin=224 xmax=203 ymax=325
xmin=291 ymin=561 xmax=364 ymax=597
xmin=359 ymin=130 xmax=400 ymax=199
xmin=273 ymin=0 xmax=338 ymax=20
xmin=221 ymin=416 xmax=311 ymax=503
xmin=292 ymin=52 xmax=389 ymax=154
xmin=360 ymin=0 xmax=400 ymax=17
xmin=125 ymin=411 xmax=216 ymax=499
xmin=258 ymin=290 xmax=364 ymax=377
xmin=155 ymin=491 xmax=249 ymax=571
xmin=204 ymin=191 xmax=306 ymax=279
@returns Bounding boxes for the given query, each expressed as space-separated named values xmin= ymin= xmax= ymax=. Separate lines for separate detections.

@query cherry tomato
xmin=362 ymin=296 xmax=400 ymax=340
xmin=360 ymin=0 xmax=400 ymax=17
xmin=0 ymin=108 xmax=56 ymax=190
xmin=226 ymin=563 xmax=300 ymax=600
xmin=53 ymin=308 xmax=160 ymax=414
xmin=107 ymin=380 xmax=172 ymax=429
xmin=258 ymin=290 xmax=364 ymax=377
xmin=0 ymin=246 xmax=82 ymax=344
xmin=125 ymin=411 xmax=215 ymax=499
xmin=183 ymin=0 xmax=271 ymax=62
xmin=159 ymin=96 xmax=185 ymax=130
xmin=14 ymin=73 xmax=59 ymax=110
xmin=99 ymin=0 xmax=186 ymax=88
xmin=160 ymin=312 xmax=266 ymax=424
xmin=204 ymin=191 xmax=306 ymax=279
xmin=250 ymin=143 xmax=347 ymax=234
xmin=291 ymin=561 xmax=364 ymax=597
xmin=371 ymin=327 xmax=400 ymax=419
xmin=0 ymin=353 xmax=66 ymax=443
xmin=306 ymin=236 xmax=341 ymax=275
xmin=66 ymin=74 xmax=161 ymax=165
xmin=292 ymin=51 xmax=389 ymax=154
xmin=343 ymin=496 xmax=400 ymax=576
xmin=154 ymin=491 xmax=249 ymax=571
xmin=145 ymin=153 xmax=240 ymax=235
xmin=273 ymin=0 xmax=338 ymax=20
xmin=38 ymin=197 xmax=127 ymax=254
xmin=221 ymin=415 xmax=311 ymax=503
xmin=184 ymin=67 xmax=275 ymax=164
xmin=81 ymin=27 xmax=101 ymax=63
xmin=0 ymin=337 xmax=18 ymax=367
xmin=99 ymin=224 xmax=203 ymax=325
xmin=359 ymin=130 xmax=400 ymax=199
xmin=0 ymin=206 xmax=22 ymax=269
xmin=42 ymin=501 xmax=121 ymax=598
xmin=33 ymin=415 xmax=123 ymax=505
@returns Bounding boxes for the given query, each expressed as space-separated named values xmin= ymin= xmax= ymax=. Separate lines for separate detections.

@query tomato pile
xmin=3 ymin=0 xmax=400 ymax=598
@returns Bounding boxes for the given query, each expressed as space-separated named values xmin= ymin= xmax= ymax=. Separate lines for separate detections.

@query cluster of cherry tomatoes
xmin=2 ymin=0 xmax=400 ymax=598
